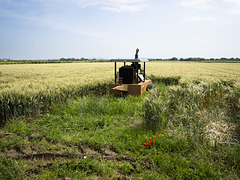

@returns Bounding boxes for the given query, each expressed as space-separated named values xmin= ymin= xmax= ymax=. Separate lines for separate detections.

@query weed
xmin=0 ymin=157 xmax=24 ymax=179
xmin=118 ymin=161 xmax=135 ymax=175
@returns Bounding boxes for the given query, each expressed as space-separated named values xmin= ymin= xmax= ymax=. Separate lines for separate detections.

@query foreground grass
xmin=0 ymin=81 xmax=239 ymax=179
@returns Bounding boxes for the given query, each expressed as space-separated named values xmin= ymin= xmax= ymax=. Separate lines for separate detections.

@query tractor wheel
xmin=146 ymin=84 xmax=154 ymax=91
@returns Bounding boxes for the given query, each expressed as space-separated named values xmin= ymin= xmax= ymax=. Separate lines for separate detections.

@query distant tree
xmin=170 ymin=57 xmax=178 ymax=61
xmin=220 ymin=57 xmax=227 ymax=61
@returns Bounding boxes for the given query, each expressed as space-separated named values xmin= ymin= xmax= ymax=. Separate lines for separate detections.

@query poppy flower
xmin=154 ymin=136 xmax=159 ymax=139
xmin=149 ymin=140 xmax=153 ymax=144
xmin=145 ymin=142 xmax=150 ymax=146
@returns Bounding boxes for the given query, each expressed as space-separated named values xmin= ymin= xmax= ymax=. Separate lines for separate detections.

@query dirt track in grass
xmin=0 ymin=133 xmax=152 ymax=178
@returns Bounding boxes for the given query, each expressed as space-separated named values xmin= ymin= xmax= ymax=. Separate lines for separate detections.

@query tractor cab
xmin=109 ymin=49 xmax=154 ymax=96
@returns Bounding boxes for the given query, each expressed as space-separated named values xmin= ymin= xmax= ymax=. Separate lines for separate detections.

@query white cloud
xmin=224 ymin=0 xmax=240 ymax=14
xmin=68 ymin=0 xmax=101 ymax=8
xmin=69 ymin=0 xmax=148 ymax=12
xmin=178 ymin=0 xmax=240 ymax=15
xmin=178 ymin=0 xmax=216 ymax=10
xmin=0 ymin=0 xmax=148 ymax=12
xmin=184 ymin=16 xmax=217 ymax=22
xmin=23 ymin=15 xmax=106 ymax=38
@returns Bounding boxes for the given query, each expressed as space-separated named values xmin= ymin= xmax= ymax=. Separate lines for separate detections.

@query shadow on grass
xmin=149 ymin=75 xmax=181 ymax=86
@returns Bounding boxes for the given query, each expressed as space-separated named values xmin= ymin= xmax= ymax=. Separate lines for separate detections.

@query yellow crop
xmin=1 ymin=62 xmax=240 ymax=94
xmin=147 ymin=62 xmax=240 ymax=85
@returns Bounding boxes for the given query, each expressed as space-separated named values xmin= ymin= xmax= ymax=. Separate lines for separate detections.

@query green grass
xmin=0 ymin=82 xmax=110 ymax=126
xmin=0 ymin=78 xmax=239 ymax=179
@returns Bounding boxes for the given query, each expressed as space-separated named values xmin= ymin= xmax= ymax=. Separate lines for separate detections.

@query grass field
xmin=0 ymin=62 xmax=240 ymax=179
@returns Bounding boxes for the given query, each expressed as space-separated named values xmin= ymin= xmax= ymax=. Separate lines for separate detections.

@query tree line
xmin=0 ymin=58 xmax=109 ymax=64
xmin=150 ymin=57 xmax=240 ymax=62
xmin=1 ymin=57 xmax=240 ymax=64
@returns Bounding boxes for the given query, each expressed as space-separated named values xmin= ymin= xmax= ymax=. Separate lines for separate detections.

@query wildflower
xmin=145 ymin=142 xmax=150 ymax=146
xmin=149 ymin=140 xmax=153 ymax=144
xmin=154 ymin=136 xmax=159 ymax=139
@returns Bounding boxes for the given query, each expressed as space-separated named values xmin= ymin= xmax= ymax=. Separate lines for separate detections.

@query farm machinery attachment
xmin=109 ymin=49 xmax=154 ymax=96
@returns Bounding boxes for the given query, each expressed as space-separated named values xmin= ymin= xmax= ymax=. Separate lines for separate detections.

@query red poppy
xmin=154 ymin=136 xmax=159 ymax=139
xmin=145 ymin=142 xmax=150 ymax=146
xmin=149 ymin=140 xmax=153 ymax=144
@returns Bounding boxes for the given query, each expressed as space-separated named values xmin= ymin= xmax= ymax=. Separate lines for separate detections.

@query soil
xmin=0 ymin=120 xmax=143 ymax=165
xmin=0 ymin=133 xmax=149 ymax=178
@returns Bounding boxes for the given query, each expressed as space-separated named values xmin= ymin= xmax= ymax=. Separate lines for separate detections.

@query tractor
xmin=109 ymin=49 xmax=154 ymax=96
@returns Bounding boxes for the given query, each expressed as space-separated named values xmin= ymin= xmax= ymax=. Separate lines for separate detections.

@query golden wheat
xmin=1 ymin=62 xmax=239 ymax=95
xmin=147 ymin=62 xmax=240 ymax=85
xmin=0 ymin=63 xmax=113 ymax=95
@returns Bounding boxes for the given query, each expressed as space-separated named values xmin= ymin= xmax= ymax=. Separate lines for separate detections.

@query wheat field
xmin=1 ymin=62 xmax=240 ymax=94
xmin=0 ymin=63 xmax=113 ymax=95
xmin=148 ymin=62 xmax=240 ymax=84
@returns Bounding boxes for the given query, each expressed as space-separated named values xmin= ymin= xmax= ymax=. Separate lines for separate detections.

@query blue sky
xmin=0 ymin=0 xmax=240 ymax=59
